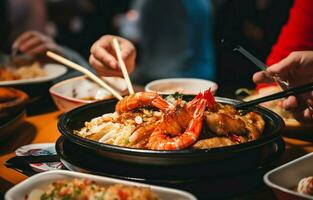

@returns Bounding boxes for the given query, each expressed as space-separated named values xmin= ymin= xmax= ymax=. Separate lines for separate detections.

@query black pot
xmin=58 ymin=96 xmax=285 ymax=166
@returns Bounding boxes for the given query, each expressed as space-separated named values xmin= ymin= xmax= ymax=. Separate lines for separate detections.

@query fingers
xmin=13 ymin=31 xmax=58 ymax=57
xmin=26 ymin=43 xmax=48 ymax=56
xmin=89 ymin=35 xmax=136 ymax=74
xmin=13 ymin=31 xmax=35 ymax=48
xmin=253 ymin=71 xmax=274 ymax=84
xmin=89 ymin=54 xmax=122 ymax=77
xmin=267 ymin=52 xmax=301 ymax=74
xmin=282 ymin=96 xmax=298 ymax=111
xmin=90 ymin=42 xmax=118 ymax=69
xmin=18 ymin=36 xmax=43 ymax=54
xmin=282 ymin=95 xmax=313 ymax=121
xmin=253 ymin=52 xmax=302 ymax=85
xmin=119 ymin=37 xmax=135 ymax=60
xmin=303 ymin=108 xmax=313 ymax=121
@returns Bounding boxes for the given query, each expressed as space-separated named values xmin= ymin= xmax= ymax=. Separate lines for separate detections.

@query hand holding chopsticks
xmin=47 ymin=51 xmax=123 ymax=100
xmin=235 ymin=82 xmax=313 ymax=110
xmin=221 ymin=39 xmax=289 ymax=89
xmin=89 ymin=35 xmax=136 ymax=77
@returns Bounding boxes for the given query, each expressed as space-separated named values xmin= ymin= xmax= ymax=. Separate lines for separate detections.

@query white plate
xmin=0 ymin=63 xmax=67 ymax=86
xmin=15 ymin=143 xmax=63 ymax=172
xmin=264 ymin=152 xmax=313 ymax=200
xmin=145 ymin=78 xmax=218 ymax=95
xmin=5 ymin=170 xmax=197 ymax=200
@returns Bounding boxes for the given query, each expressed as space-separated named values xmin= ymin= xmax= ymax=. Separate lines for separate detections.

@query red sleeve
xmin=266 ymin=0 xmax=313 ymax=66
xmin=257 ymin=0 xmax=313 ymax=91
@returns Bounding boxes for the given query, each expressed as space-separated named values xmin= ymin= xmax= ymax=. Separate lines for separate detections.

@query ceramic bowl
xmin=145 ymin=78 xmax=218 ymax=95
xmin=50 ymin=76 xmax=127 ymax=112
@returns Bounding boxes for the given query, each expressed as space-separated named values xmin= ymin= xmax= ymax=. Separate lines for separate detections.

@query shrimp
xmin=146 ymin=97 xmax=207 ymax=150
xmin=160 ymin=89 xmax=217 ymax=136
xmin=115 ymin=92 xmax=172 ymax=114
xmin=128 ymin=122 xmax=158 ymax=145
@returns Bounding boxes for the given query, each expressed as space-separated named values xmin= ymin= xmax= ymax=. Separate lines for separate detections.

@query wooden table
xmin=0 ymin=109 xmax=312 ymax=199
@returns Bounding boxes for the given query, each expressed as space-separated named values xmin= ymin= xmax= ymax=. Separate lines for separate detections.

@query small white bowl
xmin=145 ymin=78 xmax=218 ymax=95
xmin=50 ymin=76 xmax=127 ymax=112
xmin=5 ymin=170 xmax=197 ymax=200
xmin=264 ymin=152 xmax=313 ymax=200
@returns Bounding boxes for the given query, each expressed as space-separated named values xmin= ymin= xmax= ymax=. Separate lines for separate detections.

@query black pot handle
xmin=258 ymin=137 xmax=285 ymax=169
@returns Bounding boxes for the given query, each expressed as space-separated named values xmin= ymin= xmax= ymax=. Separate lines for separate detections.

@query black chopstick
xmin=235 ymin=82 xmax=313 ymax=109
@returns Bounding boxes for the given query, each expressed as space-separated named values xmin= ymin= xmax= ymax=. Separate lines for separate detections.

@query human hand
xmin=13 ymin=31 xmax=63 ymax=62
xmin=89 ymin=35 xmax=136 ymax=77
xmin=253 ymin=51 xmax=313 ymax=121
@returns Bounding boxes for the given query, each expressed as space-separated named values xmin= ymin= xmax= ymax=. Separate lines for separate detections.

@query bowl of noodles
xmin=58 ymin=92 xmax=284 ymax=166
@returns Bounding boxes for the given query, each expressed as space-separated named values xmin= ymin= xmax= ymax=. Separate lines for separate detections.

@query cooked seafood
xmin=205 ymin=105 xmax=264 ymax=139
xmin=116 ymin=92 xmax=172 ymax=113
xmin=147 ymin=96 xmax=208 ymax=150
xmin=75 ymin=90 xmax=265 ymax=150
xmin=75 ymin=109 xmax=162 ymax=147
xmin=27 ymin=178 xmax=159 ymax=200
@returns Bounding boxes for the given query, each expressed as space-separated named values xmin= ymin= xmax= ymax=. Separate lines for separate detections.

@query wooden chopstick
xmin=235 ymin=82 xmax=313 ymax=109
xmin=112 ymin=38 xmax=135 ymax=94
xmin=46 ymin=51 xmax=123 ymax=100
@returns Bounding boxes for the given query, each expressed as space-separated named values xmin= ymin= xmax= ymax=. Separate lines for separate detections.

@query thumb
xmin=266 ymin=52 xmax=301 ymax=75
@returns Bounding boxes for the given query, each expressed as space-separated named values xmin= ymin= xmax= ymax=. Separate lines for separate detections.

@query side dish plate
xmin=264 ymin=152 xmax=313 ymax=200
xmin=0 ymin=63 xmax=67 ymax=86
xmin=5 ymin=170 xmax=197 ymax=200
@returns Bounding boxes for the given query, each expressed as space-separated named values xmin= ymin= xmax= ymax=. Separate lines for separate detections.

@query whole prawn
xmin=115 ymin=92 xmax=172 ymax=113
xmin=147 ymin=95 xmax=208 ymax=150
xmin=160 ymin=90 xmax=216 ymax=136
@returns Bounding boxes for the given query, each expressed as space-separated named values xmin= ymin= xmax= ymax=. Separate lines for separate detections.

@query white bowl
xmin=0 ymin=63 xmax=67 ymax=86
xmin=264 ymin=152 xmax=313 ymax=200
xmin=145 ymin=78 xmax=218 ymax=95
xmin=5 ymin=170 xmax=197 ymax=200
xmin=50 ymin=76 xmax=127 ymax=112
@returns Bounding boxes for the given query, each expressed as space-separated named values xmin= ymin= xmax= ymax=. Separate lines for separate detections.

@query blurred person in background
xmin=254 ymin=51 xmax=313 ymax=121
xmin=0 ymin=0 xmax=98 ymax=80
xmin=1 ymin=0 xmax=130 ymax=64
xmin=4 ymin=0 xmax=90 ymax=66
xmin=214 ymin=0 xmax=293 ymax=95
xmin=46 ymin=0 xmax=130 ymax=59
xmin=90 ymin=0 xmax=216 ymax=84
xmin=253 ymin=0 xmax=313 ymax=121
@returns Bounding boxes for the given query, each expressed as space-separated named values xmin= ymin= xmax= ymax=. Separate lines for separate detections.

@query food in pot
xmin=297 ymin=176 xmax=313 ymax=196
xmin=0 ymin=62 xmax=46 ymax=81
xmin=75 ymin=90 xmax=265 ymax=150
xmin=26 ymin=178 xmax=159 ymax=200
